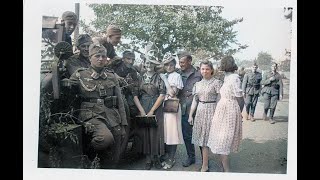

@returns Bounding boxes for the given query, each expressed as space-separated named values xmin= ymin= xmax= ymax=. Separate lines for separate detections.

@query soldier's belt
xmin=83 ymin=96 xmax=118 ymax=108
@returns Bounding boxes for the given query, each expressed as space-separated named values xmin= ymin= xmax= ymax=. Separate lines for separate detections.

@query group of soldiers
xmin=40 ymin=11 xmax=284 ymax=169
xmin=240 ymin=62 xmax=283 ymax=124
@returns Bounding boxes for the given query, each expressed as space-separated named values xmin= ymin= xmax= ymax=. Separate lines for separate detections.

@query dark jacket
xmin=65 ymin=54 xmax=91 ymax=77
xmin=177 ymin=67 xmax=202 ymax=116
xmin=242 ymin=71 xmax=262 ymax=95
xmin=260 ymin=71 xmax=283 ymax=97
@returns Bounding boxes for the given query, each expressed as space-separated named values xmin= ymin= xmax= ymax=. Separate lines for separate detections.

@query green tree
xmin=81 ymin=4 xmax=247 ymax=61
xmin=236 ymin=59 xmax=255 ymax=69
xmin=256 ymin=52 xmax=273 ymax=71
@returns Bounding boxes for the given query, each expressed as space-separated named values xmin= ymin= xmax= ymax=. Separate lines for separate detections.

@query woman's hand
xmin=147 ymin=110 xmax=154 ymax=116
xmin=279 ymin=94 xmax=283 ymax=101
xmin=188 ymin=116 xmax=194 ymax=126
xmin=139 ymin=110 xmax=146 ymax=116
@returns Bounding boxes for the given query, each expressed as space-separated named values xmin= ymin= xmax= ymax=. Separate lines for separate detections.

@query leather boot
xmin=250 ymin=115 xmax=255 ymax=122
xmin=269 ymin=119 xmax=276 ymax=124
xmin=263 ymin=113 xmax=268 ymax=121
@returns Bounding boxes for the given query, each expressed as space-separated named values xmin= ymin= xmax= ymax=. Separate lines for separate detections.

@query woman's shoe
xmin=200 ymin=166 xmax=209 ymax=172
xmin=154 ymin=159 xmax=162 ymax=169
xmin=145 ymin=162 xmax=152 ymax=170
xmin=163 ymin=159 xmax=175 ymax=169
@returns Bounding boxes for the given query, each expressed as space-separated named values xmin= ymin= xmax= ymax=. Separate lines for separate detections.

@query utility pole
xmin=74 ymin=3 xmax=80 ymax=40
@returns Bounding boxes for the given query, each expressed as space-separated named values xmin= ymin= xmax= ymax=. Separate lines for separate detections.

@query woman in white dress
xmin=159 ymin=54 xmax=184 ymax=169
xmin=188 ymin=60 xmax=222 ymax=172
xmin=207 ymin=56 xmax=245 ymax=172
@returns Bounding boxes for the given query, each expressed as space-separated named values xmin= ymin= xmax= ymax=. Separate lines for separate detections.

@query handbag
xmin=135 ymin=115 xmax=158 ymax=128
xmin=163 ymin=98 xmax=180 ymax=113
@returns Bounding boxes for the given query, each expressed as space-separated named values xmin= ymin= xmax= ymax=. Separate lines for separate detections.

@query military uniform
xmin=109 ymin=59 xmax=141 ymax=153
xmin=112 ymin=60 xmax=140 ymax=115
xmin=65 ymin=54 xmax=91 ymax=77
xmin=177 ymin=67 xmax=202 ymax=163
xmin=260 ymin=71 xmax=283 ymax=122
xmin=92 ymin=37 xmax=117 ymax=59
xmin=102 ymin=41 xmax=117 ymax=59
xmin=238 ymin=70 xmax=246 ymax=83
xmin=242 ymin=71 xmax=262 ymax=120
xmin=69 ymin=66 xmax=127 ymax=167
xmin=65 ymin=34 xmax=93 ymax=77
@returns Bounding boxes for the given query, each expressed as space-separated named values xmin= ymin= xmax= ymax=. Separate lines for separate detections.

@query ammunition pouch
xmin=104 ymin=96 xmax=118 ymax=108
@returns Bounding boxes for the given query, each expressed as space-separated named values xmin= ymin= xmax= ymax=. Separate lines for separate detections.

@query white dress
xmin=207 ymin=73 xmax=243 ymax=155
xmin=163 ymin=72 xmax=184 ymax=145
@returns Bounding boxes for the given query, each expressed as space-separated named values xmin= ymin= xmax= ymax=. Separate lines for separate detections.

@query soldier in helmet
xmin=242 ymin=62 xmax=262 ymax=121
xmin=238 ymin=66 xmax=246 ymax=83
xmin=65 ymin=34 xmax=93 ymax=77
xmin=63 ymin=43 xmax=127 ymax=168
xmin=108 ymin=50 xmax=141 ymax=153
xmin=260 ymin=62 xmax=283 ymax=124
xmin=61 ymin=11 xmax=78 ymax=46
xmin=112 ymin=51 xmax=140 ymax=115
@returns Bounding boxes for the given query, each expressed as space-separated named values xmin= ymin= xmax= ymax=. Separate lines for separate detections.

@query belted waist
xmin=265 ymin=84 xmax=279 ymax=88
xmin=82 ymin=96 xmax=118 ymax=108
xmin=199 ymin=100 xmax=216 ymax=104
xmin=84 ymin=98 xmax=104 ymax=103
xmin=247 ymin=84 xmax=260 ymax=87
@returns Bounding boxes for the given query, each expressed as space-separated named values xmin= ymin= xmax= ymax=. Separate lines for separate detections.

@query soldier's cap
xmin=176 ymin=51 xmax=191 ymax=60
xmin=106 ymin=24 xmax=122 ymax=37
xmin=162 ymin=53 xmax=176 ymax=65
xmin=76 ymin=34 xmax=93 ymax=47
xmin=61 ymin=11 xmax=78 ymax=22
xmin=122 ymin=50 xmax=135 ymax=59
xmin=89 ymin=43 xmax=107 ymax=57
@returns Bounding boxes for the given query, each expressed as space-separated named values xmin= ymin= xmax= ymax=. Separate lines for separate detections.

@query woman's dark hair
xmin=200 ymin=60 xmax=214 ymax=75
xmin=220 ymin=56 xmax=238 ymax=72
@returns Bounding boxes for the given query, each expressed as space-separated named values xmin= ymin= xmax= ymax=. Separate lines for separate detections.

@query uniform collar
xmin=89 ymin=66 xmax=108 ymax=79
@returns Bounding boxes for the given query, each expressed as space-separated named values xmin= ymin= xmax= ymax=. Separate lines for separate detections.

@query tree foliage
xmin=81 ymin=4 xmax=248 ymax=61
xmin=236 ymin=59 xmax=255 ymax=69
xmin=256 ymin=52 xmax=273 ymax=71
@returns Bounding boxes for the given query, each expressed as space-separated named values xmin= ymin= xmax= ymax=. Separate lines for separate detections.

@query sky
xmin=39 ymin=1 xmax=293 ymax=62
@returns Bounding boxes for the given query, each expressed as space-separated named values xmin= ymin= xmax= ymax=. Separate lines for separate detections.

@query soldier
xmin=260 ymin=62 xmax=283 ymax=124
xmin=63 ymin=43 xmax=127 ymax=168
xmin=176 ymin=51 xmax=202 ymax=167
xmin=93 ymin=24 xmax=122 ymax=62
xmin=109 ymin=50 xmax=141 ymax=153
xmin=238 ymin=66 xmax=246 ymax=83
xmin=242 ymin=62 xmax=262 ymax=121
xmin=61 ymin=11 xmax=78 ymax=46
xmin=65 ymin=34 xmax=93 ymax=77
xmin=112 ymin=51 xmax=140 ymax=113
